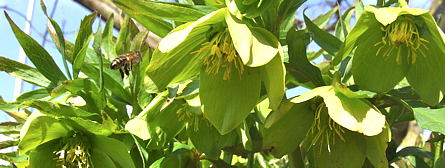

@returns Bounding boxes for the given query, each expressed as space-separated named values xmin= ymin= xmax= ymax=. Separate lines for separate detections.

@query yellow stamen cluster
xmin=308 ymin=102 xmax=345 ymax=152
xmin=374 ymin=15 xmax=429 ymax=64
xmin=55 ymin=133 xmax=92 ymax=167
xmin=196 ymin=29 xmax=244 ymax=80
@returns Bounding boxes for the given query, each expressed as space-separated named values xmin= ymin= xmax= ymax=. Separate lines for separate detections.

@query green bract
xmin=226 ymin=0 xmax=273 ymax=18
xmin=147 ymin=8 xmax=285 ymax=134
xmin=336 ymin=6 xmax=445 ymax=106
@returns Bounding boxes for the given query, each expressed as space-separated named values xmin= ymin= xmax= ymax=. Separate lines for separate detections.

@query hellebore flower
xmin=19 ymin=109 xmax=134 ymax=168
xmin=262 ymin=82 xmax=390 ymax=167
xmin=146 ymin=8 xmax=285 ymax=134
xmin=290 ymin=85 xmax=386 ymax=137
xmin=335 ymin=6 xmax=445 ymax=105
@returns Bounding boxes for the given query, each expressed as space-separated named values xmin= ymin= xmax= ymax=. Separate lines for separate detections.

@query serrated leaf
xmin=73 ymin=13 xmax=96 ymax=78
xmin=0 ymin=56 xmax=51 ymax=87
xmin=114 ymin=0 xmax=207 ymax=22
xmin=303 ymin=12 xmax=342 ymax=56
xmin=5 ymin=12 xmax=66 ymax=83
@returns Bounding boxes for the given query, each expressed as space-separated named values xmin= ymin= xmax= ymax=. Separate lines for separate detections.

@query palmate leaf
xmin=5 ymin=12 xmax=66 ymax=83
xmin=200 ymin=68 xmax=261 ymax=135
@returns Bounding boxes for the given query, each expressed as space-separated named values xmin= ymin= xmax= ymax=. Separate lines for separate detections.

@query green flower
xmin=263 ymin=83 xmax=390 ymax=167
xmin=290 ymin=85 xmax=386 ymax=137
xmin=335 ymin=6 xmax=445 ymax=105
xmin=19 ymin=110 xmax=134 ymax=168
xmin=146 ymin=8 xmax=285 ymax=134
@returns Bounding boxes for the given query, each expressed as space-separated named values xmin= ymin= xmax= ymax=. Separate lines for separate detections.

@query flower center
xmin=374 ymin=15 xmax=429 ymax=64
xmin=196 ymin=29 xmax=244 ymax=80
xmin=55 ymin=133 xmax=92 ymax=167
xmin=308 ymin=102 xmax=345 ymax=152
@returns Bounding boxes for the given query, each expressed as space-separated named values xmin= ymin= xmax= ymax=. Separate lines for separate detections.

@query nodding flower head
xmin=196 ymin=29 xmax=244 ymax=80
xmin=375 ymin=15 xmax=429 ymax=64
xmin=308 ymin=100 xmax=345 ymax=152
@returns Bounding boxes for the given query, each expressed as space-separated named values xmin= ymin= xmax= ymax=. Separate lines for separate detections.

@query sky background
xmin=0 ymin=0 xmax=432 ymax=122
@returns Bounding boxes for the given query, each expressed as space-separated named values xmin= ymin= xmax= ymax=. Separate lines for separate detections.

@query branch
xmin=73 ymin=0 xmax=122 ymax=29
xmin=73 ymin=0 xmax=161 ymax=49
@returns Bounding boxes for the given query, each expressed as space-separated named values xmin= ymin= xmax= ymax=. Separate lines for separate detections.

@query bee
xmin=110 ymin=51 xmax=142 ymax=78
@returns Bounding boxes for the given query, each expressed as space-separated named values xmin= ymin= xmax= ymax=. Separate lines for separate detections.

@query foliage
xmin=1 ymin=0 xmax=445 ymax=167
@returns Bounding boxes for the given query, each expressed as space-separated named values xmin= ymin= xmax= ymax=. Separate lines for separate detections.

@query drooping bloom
xmin=335 ymin=6 xmax=445 ymax=105
xmin=146 ymin=8 xmax=285 ymax=134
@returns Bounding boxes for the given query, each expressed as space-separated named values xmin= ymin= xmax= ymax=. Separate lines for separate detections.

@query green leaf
xmin=286 ymin=29 xmax=324 ymax=86
xmin=0 ymin=56 xmax=51 ymax=87
xmin=73 ymin=13 xmax=96 ymax=78
xmin=115 ymin=16 xmax=136 ymax=55
xmin=113 ymin=0 xmax=207 ymax=22
xmin=16 ymin=88 xmax=50 ymax=102
xmin=19 ymin=115 xmax=72 ymax=154
xmin=125 ymin=118 xmax=150 ymax=140
xmin=263 ymin=102 xmax=313 ymax=157
xmin=414 ymin=108 xmax=445 ymax=134
xmin=61 ymin=117 xmax=112 ymax=136
xmin=312 ymin=6 xmax=338 ymax=28
xmin=226 ymin=13 xmax=279 ymax=67
xmin=82 ymin=64 xmax=131 ymax=102
xmin=261 ymin=55 xmax=285 ymax=111
xmin=200 ymin=68 xmax=261 ymax=134
xmin=101 ymin=14 xmax=116 ymax=62
xmin=41 ymin=0 xmax=72 ymax=80
xmin=5 ymin=12 xmax=66 ymax=83
xmin=303 ymin=12 xmax=342 ymax=56
xmin=20 ymin=100 xmax=99 ymax=120
xmin=92 ymin=135 xmax=136 ymax=168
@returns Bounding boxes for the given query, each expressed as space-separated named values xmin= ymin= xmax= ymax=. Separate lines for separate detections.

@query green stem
xmin=222 ymin=152 xmax=233 ymax=165
xmin=433 ymin=133 xmax=444 ymax=167
xmin=288 ymin=148 xmax=304 ymax=168
xmin=398 ymin=0 xmax=408 ymax=7
xmin=135 ymin=90 xmax=168 ymax=119
xmin=247 ymin=153 xmax=254 ymax=168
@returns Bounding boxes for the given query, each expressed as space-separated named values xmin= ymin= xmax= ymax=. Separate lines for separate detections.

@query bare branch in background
xmin=74 ymin=0 xmax=161 ymax=48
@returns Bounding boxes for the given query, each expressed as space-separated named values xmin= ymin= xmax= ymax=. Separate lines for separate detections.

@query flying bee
xmin=110 ymin=51 xmax=142 ymax=78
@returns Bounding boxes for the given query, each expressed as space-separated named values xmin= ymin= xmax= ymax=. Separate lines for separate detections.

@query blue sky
xmin=0 ymin=0 xmax=432 ymax=120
